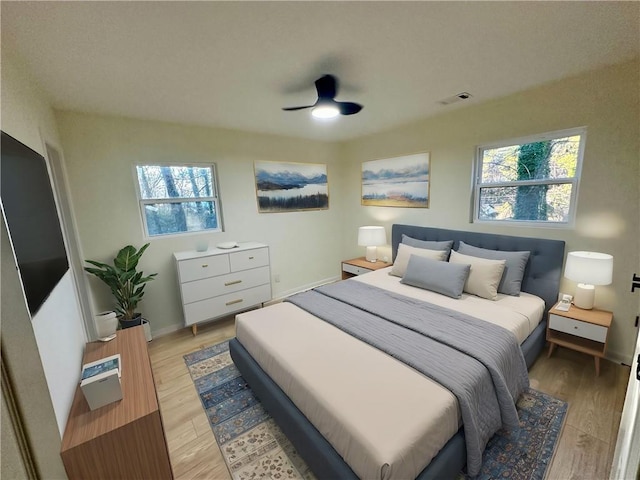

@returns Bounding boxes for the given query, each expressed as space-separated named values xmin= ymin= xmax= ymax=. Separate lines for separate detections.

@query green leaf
xmin=84 ymin=243 xmax=156 ymax=322
xmin=84 ymin=260 xmax=112 ymax=270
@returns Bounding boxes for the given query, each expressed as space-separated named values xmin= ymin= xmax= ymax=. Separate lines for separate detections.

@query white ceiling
xmin=2 ymin=1 xmax=639 ymax=142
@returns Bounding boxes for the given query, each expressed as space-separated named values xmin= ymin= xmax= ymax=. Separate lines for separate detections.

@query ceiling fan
xmin=282 ymin=74 xmax=363 ymax=118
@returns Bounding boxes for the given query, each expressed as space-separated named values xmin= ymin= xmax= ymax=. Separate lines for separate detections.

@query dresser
xmin=174 ymin=242 xmax=272 ymax=335
xmin=61 ymin=326 xmax=172 ymax=479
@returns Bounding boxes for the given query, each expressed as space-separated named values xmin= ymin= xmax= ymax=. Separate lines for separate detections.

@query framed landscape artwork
xmin=254 ymin=161 xmax=329 ymax=213
xmin=361 ymin=152 xmax=430 ymax=208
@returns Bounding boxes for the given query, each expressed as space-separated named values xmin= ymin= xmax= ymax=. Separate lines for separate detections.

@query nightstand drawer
xmin=549 ymin=313 xmax=607 ymax=343
xmin=342 ymin=263 xmax=372 ymax=276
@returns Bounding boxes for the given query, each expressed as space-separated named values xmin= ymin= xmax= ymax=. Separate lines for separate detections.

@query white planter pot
xmin=95 ymin=311 xmax=118 ymax=340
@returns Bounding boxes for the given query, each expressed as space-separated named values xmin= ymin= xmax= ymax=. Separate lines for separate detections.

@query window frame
xmin=133 ymin=163 xmax=224 ymax=239
xmin=472 ymin=126 xmax=586 ymax=228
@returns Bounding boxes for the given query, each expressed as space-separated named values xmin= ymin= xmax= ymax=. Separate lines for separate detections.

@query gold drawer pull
xmin=225 ymin=280 xmax=242 ymax=286
xmin=201 ymin=264 xmax=208 ymax=268
xmin=226 ymin=299 xmax=243 ymax=306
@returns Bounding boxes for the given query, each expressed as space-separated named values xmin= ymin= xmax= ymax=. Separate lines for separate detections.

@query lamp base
xmin=573 ymin=283 xmax=595 ymax=309
xmin=365 ymin=246 xmax=378 ymax=262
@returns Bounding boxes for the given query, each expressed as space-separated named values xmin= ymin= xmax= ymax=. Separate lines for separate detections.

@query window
xmin=473 ymin=127 xmax=585 ymax=225
xmin=134 ymin=164 xmax=222 ymax=237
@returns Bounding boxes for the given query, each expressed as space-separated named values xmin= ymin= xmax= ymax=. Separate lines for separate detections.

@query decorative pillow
xmin=390 ymin=243 xmax=448 ymax=278
xmin=449 ymin=250 xmax=506 ymax=301
xmin=457 ymin=241 xmax=530 ymax=296
xmin=401 ymin=234 xmax=454 ymax=256
xmin=401 ymin=254 xmax=470 ymax=299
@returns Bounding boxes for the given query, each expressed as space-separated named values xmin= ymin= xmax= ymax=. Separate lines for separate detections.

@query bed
xmin=229 ymin=224 xmax=565 ymax=479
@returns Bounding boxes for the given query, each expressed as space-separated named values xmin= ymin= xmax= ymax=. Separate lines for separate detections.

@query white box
xmin=81 ymin=353 xmax=121 ymax=381
xmin=80 ymin=368 xmax=122 ymax=410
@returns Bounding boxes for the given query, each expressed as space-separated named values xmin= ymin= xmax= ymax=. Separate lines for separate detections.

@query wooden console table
xmin=61 ymin=326 xmax=172 ymax=479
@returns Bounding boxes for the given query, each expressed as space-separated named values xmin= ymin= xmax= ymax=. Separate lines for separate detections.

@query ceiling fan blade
xmin=282 ymin=105 xmax=315 ymax=111
xmin=337 ymin=102 xmax=363 ymax=115
xmin=315 ymin=75 xmax=337 ymax=100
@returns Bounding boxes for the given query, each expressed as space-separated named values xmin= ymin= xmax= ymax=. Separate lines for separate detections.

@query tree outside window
xmin=135 ymin=165 xmax=222 ymax=237
xmin=474 ymin=128 xmax=585 ymax=225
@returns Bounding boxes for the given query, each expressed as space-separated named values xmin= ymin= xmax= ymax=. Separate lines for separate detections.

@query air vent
xmin=439 ymin=92 xmax=472 ymax=105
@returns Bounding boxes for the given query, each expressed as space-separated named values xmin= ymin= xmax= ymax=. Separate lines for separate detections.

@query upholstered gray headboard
xmin=391 ymin=224 xmax=565 ymax=313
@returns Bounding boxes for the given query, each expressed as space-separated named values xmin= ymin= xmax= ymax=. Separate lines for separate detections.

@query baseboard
xmin=151 ymin=323 xmax=185 ymax=339
xmin=607 ymin=349 xmax=633 ymax=367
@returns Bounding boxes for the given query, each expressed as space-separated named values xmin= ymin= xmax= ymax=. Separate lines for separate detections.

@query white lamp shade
xmin=358 ymin=226 xmax=386 ymax=247
xmin=564 ymin=251 xmax=613 ymax=286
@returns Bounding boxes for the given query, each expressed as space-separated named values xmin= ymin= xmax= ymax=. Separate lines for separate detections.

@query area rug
xmin=185 ymin=340 xmax=567 ymax=480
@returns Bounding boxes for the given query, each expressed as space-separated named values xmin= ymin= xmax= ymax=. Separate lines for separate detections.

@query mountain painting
xmin=255 ymin=161 xmax=329 ymax=212
xmin=361 ymin=153 xmax=430 ymax=207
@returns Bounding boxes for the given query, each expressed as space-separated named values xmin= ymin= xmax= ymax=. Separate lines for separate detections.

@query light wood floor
xmin=149 ymin=317 xmax=630 ymax=480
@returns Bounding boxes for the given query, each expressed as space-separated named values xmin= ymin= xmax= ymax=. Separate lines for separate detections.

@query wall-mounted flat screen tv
xmin=1 ymin=131 xmax=69 ymax=316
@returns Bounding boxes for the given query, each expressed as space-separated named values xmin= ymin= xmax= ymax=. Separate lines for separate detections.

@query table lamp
xmin=358 ymin=226 xmax=386 ymax=262
xmin=564 ymin=251 xmax=613 ymax=309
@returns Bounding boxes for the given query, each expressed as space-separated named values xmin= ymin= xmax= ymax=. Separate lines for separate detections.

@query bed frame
xmin=230 ymin=224 xmax=565 ymax=479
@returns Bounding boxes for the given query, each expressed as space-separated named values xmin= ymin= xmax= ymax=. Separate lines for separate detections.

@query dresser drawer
xmin=342 ymin=263 xmax=372 ymax=276
xmin=230 ymin=247 xmax=269 ymax=272
xmin=183 ymin=284 xmax=271 ymax=325
xmin=181 ymin=266 xmax=270 ymax=304
xmin=178 ymin=254 xmax=230 ymax=283
xmin=549 ymin=313 xmax=607 ymax=343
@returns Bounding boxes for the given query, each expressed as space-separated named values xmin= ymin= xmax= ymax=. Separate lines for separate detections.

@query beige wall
xmin=341 ymin=59 xmax=640 ymax=363
xmin=56 ymin=112 xmax=344 ymax=335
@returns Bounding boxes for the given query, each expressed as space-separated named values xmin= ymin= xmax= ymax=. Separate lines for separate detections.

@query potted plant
xmin=84 ymin=244 xmax=157 ymax=338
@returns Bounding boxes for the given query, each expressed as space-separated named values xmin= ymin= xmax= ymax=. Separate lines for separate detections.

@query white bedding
xmin=355 ymin=267 xmax=545 ymax=344
xmin=235 ymin=269 xmax=545 ymax=480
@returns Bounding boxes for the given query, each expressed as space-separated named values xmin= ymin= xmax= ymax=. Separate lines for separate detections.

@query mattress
xmin=235 ymin=271 xmax=545 ymax=480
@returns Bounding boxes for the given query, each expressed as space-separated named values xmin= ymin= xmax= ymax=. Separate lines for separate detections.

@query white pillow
xmin=390 ymin=243 xmax=447 ymax=278
xmin=449 ymin=250 xmax=506 ymax=301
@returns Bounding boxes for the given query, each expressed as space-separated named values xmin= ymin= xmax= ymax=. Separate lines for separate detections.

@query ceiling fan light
xmin=311 ymin=105 xmax=339 ymax=119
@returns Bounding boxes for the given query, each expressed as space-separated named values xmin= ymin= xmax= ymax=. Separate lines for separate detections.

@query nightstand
xmin=341 ymin=257 xmax=392 ymax=280
xmin=546 ymin=302 xmax=613 ymax=376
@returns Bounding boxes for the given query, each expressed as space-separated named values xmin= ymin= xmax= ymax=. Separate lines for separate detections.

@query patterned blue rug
xmin=466 ymin=387 xmax=567 ymax=480
xmin=185 ymin=340 xmax=567 ymax=480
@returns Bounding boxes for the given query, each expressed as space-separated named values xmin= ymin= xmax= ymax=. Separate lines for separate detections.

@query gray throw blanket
xmin=285 ymin=280 xmax=529 ymax=477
